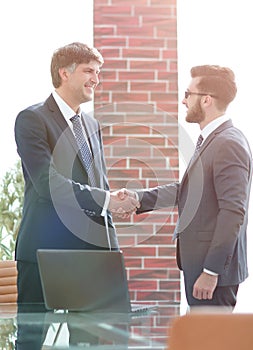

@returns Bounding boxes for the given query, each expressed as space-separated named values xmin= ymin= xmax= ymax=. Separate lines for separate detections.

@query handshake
xmin=109 ymin=188 xmax=140 ymax=218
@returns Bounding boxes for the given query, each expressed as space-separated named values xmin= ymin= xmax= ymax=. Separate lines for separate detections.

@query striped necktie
xmin=195 ymin=134 xmax=204 ymax=152
xmin=70 ymin=115 xmax=97 ymax=186
xmin=192 ymin=134 xmax=204 ymax=160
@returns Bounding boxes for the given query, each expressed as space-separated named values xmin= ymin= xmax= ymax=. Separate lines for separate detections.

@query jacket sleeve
xmin=136 ymin=182 xmax=179 ymax=213
xmin=204 ymin=137 xmax=252 ymax=274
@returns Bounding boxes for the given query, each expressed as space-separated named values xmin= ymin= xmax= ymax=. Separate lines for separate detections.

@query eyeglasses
xmin=184 ymin=91 xmax=217 ymax=99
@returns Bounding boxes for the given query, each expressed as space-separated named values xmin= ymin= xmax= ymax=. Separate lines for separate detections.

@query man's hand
xmin=109 ymin=188 xmax=140 ymax=218
xmin=193 ymin=272 xmax=218 ymax=300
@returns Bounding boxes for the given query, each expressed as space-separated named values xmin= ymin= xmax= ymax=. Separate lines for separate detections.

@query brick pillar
xmin=94 ymin=0 xmax=180 ymax=313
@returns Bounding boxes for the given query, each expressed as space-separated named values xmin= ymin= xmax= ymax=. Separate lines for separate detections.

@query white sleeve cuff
xmin=203 ymin=268 xmax=218 ymax=276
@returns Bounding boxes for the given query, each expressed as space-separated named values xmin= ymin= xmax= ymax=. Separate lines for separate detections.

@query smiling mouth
xmin=85 ymin=85 xmax=94 ymax=92
xmin=85 ymin=84 xmax=96 ymax=90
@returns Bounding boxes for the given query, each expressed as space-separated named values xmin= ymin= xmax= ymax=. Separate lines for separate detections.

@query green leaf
xmin=0 ymin=161 xmax=24 ymax=260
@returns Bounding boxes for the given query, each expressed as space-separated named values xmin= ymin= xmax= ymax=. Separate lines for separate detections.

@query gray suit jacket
xmin=137 ymin=120 xmax=252 ymax=288
xmin=15 ymin=94 xmax=118 ymax=262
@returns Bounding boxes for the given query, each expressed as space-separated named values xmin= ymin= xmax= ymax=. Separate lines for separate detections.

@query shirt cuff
xmin=101 ymin=191 xmax=110 ymax=217
xmin=134 ymin=191 xmax=139 ymax=201
xmin=203 ymin=268 xmax=218 ymax=276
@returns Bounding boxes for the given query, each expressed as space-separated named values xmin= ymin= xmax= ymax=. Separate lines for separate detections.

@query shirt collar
xmin=201 ymin=114 xmax=230 ymax=141
xmin=52 ymin=91 xmax=81 ymax=127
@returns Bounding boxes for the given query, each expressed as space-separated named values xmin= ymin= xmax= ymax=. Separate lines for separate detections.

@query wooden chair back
xmin=168 ymin=312 xmax=253 ymax=350
xmin=0 ymin=260 xmax=18 ymax=303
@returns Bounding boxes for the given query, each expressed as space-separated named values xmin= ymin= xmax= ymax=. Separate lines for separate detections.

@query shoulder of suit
xmin=16 ymin=96 xmax=55 ymax=124
xmin=16 ymin=102 xmax=45 ymax=122
xmin=20 ymin=95 xmax=54 ymax=114
xmin=213 ymin=124 xmax=251 ymax=154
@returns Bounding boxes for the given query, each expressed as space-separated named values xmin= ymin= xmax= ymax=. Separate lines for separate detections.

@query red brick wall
xmin=93 ymin=0 xmax=180 ymax=311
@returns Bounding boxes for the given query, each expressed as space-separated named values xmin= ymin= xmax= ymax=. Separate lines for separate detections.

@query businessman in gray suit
xmin=121 ymin=65 xmax=252 ymax=309
xmin=14 ymin=42 xmax=139 ymax=348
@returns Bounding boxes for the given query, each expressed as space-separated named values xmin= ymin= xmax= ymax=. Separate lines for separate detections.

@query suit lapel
xmin=80 ymin=112 xmax=99 ymax=158
xmin=181 ymin=120 xmax=233 ymax=186
xmin=46 ymin=95 xmax=89 ymax=172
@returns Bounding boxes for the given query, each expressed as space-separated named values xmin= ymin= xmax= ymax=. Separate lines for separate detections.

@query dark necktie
xmin=192 ymin=134 xmax=204 ymax=160
xmin=195 ymin=134 xmax=204 ymax=151
xmin=70 ymin=115 xmax=97 ymax=186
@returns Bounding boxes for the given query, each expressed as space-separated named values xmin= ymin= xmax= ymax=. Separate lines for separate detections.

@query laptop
xmin=37 ymin=249 xmax=155 ymax=313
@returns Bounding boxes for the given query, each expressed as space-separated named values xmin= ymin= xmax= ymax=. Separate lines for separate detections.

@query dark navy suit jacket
xmin=15 ymin=94 xmax=118 ymax=263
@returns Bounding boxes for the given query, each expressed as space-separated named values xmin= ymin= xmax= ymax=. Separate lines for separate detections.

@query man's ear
xmin=58 ymin=67 xmax=69 ymax=82
xmin=202 ymin=95 xmax=212 ymax=107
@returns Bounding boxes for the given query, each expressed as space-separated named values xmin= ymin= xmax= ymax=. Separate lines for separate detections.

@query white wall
xmin=0 ymin=0 xmax=93 ymax=178
xmin=177 ymin=0 xmax=253 ymax=312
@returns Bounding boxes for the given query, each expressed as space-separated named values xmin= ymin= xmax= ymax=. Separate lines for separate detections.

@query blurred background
xmin=0 ymin=0 xmax=252 ymax=312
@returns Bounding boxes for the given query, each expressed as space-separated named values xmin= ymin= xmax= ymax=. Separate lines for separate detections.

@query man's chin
xmin=185 ymin=116 xmax=195 ymax=124
xmin=82 ymin=95 xmax=93 ymax=103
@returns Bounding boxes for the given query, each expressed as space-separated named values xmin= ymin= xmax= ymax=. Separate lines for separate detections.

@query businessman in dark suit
xmin=14 ymin=42 xmax=138 ymax=348
xmin=120 ymin=65 xmax=252 ymax=309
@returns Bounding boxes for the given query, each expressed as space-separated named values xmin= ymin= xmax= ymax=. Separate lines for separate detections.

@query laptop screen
xmin=37 ymin=249 xmax=132 ymax=312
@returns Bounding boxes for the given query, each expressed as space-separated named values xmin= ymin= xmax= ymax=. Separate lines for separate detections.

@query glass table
xmin=0 ymin=301 xmax=180 ymax=349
